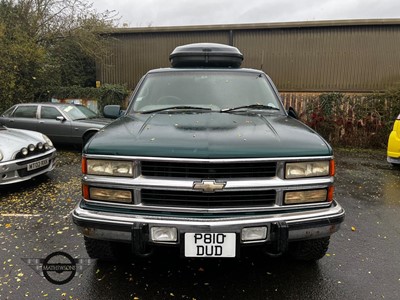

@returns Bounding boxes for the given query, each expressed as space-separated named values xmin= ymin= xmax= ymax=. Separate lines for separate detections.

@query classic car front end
xmin=73 ymin=108 xmax=344 ymax=261
xmin=0 ymin=126 xmax=57 ymax=185
xmin=74 ymin=152 xmax=343 ymax=259
xmin=72 ymin=43 xmax=344 ymax=261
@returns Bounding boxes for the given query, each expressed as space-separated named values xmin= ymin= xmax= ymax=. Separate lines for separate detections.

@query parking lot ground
xmin=0 ymin=147 xmax=399 ymax=300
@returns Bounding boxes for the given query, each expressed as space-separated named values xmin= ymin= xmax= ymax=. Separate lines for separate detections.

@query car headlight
xmin=85 ymin=159 xmax=134 ymax=177
xmin=21 ymin=148 xmax=28 ymax=156
xmin=285 ymin=189 xmax=328 ymax=204
xmin=89 ymin=187 xmax=132 ymax=203
xmin=285 ymin=160 xmax=333 ymax=179
xmin=42 ymin=134 xmax=54 ymax=148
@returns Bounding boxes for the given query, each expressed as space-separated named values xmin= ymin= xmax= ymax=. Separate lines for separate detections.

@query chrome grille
xmin=141 ymin=161 xmax=276 ymax=178
xmin=141 ymin=189 xmax=276 ymax=208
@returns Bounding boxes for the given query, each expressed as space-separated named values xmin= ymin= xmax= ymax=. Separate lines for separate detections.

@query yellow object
xmin=387 ymin=115 xmax=400 ymax=165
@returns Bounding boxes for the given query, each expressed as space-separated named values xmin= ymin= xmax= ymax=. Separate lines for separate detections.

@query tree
xmin=0 ymin=0 xmax=117 ymax=112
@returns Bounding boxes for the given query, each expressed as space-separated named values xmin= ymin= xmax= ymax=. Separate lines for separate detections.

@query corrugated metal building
xmin=97 ymin=19 xmax=400 ymax=93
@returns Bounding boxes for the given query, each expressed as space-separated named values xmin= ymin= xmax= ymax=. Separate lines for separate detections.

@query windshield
xmin=130 ymin=71 xmax=283 ymax=113
xmin=76 ymin=105 xmax=98 ymax=118
xmin=61 ymin=105 xmax=93 ymax=120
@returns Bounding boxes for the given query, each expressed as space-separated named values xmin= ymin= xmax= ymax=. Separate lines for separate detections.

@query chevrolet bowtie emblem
xmin=193 ymin=180 xmax=226 ymax=193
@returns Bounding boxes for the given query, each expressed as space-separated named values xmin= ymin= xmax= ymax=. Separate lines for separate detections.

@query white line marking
xmin=1 ymin=213 xmax=42 ymax=217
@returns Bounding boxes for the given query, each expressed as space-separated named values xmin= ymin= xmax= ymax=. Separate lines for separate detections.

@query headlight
xmin=42 ymin=134 xmax=54 ymax=148
xmin=85 ymin=159 xmax=134 ymax=177
xmin=284 ymin=189 xmax=328 ymax=204
xmin=89 ymin=187 xmax=132 ymax=203
xmin=21 ymin=148 xmax=28 ymax=156
xmin=285 ymin=161 xmax=332 ymax=179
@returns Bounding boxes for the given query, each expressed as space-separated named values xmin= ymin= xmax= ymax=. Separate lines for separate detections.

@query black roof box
xmin=169 ymin=43 xmax=243 ymax=68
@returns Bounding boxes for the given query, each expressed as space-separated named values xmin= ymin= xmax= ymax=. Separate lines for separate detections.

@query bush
xmin=299 ymin=90 xmax=400 ymax=148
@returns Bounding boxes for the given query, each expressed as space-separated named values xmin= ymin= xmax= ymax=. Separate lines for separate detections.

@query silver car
xmin=0 ymin=103 xmax=112 ymax=145
xmin=0 ymin=125 xmax=57 ymax=185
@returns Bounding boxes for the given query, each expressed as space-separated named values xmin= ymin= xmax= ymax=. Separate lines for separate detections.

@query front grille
xmin=141 ymin=161 xmax=276 ymax=178
xmin=141 ymin=189 xmax=276 ymax=208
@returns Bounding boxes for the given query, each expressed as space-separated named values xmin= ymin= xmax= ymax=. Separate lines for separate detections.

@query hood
xmin=85 ymin=112 xmax=332 ymax=158
xmin=75 ymin=118 xmax=112 ymax=127
xmin=0 ymin=127 xmax=46 ymax=160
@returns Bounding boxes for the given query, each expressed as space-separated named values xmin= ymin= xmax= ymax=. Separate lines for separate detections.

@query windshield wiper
xmin=221 ymin=104 xmax=280 ymax=113
xmin=140 ymin=106 xmax=212 ymax=114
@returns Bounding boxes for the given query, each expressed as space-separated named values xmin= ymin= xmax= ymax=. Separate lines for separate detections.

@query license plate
xmin=27 ymin=158 xmax=50 ymax=171
xmin=184 ymin=233 xmax=236 ymax=257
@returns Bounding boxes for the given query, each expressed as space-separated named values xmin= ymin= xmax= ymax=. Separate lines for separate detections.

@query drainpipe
xmin=229 ymin=30 xmax=234 ymax=46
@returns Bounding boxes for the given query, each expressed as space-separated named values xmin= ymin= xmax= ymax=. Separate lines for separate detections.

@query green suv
xmin=72 ymin=43 xmax=344 ymax=261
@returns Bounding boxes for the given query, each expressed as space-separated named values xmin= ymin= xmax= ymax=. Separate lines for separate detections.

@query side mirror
xmin=56 ymin=116 xmax=66 ymax=122
xmin=287 ymin=107 xmax=298 ymax=119
xmin=104 ymin=105 xmax=122 ymax=119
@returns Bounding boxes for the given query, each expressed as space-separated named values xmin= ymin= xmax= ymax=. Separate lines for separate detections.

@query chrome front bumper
xmin=72 ymin=200 xmax=345 ymax=245
xmin=0 ymin=149 xmax=57 ymax=185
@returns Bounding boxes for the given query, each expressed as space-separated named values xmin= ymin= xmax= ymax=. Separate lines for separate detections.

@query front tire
xmin=288 ymin=237 xmax=330 ymax=261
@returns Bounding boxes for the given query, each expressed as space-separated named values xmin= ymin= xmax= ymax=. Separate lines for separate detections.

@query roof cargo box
xmin=169 ymin=43 xmax=243 ymax=68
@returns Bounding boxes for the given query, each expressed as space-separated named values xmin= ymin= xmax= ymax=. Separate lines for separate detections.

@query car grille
xmin=141 ymin=189 xmax=276 ymax=208
xmin=141 ymin=161 xmax=277 ymax=178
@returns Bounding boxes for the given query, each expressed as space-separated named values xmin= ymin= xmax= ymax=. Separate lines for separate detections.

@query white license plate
xmin=184 ymin=233 xmax=236 ymax=257
xmin=27 ymin=158 xmax=50 ymax=171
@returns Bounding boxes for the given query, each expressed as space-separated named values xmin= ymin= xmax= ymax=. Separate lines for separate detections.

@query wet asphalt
xmin=0 ymin=147 xmax=399 ymax=300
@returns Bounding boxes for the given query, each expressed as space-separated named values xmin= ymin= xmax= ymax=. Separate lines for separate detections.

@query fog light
xmin=151 ymin=227 xmax=178 ymax=242
xmin=21 ymin=148 xmax=28 ymax=156
xmin=241 ymin=227 xmax=267 ymax=241
xmin=28 ymin=144 xmax=35 ymax=152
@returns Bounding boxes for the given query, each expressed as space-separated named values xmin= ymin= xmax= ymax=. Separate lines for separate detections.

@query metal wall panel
xmin=98 ymin=32 xmax=229 ymax=89
xmin=235 ymin=25 xmax=400 ymax=91
xmin=97 ymin=20 xmax=400 ymax=92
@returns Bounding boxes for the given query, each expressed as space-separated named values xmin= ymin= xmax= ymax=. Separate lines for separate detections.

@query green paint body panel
xmin=85 ymin=112 xmax=332 ymax=158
